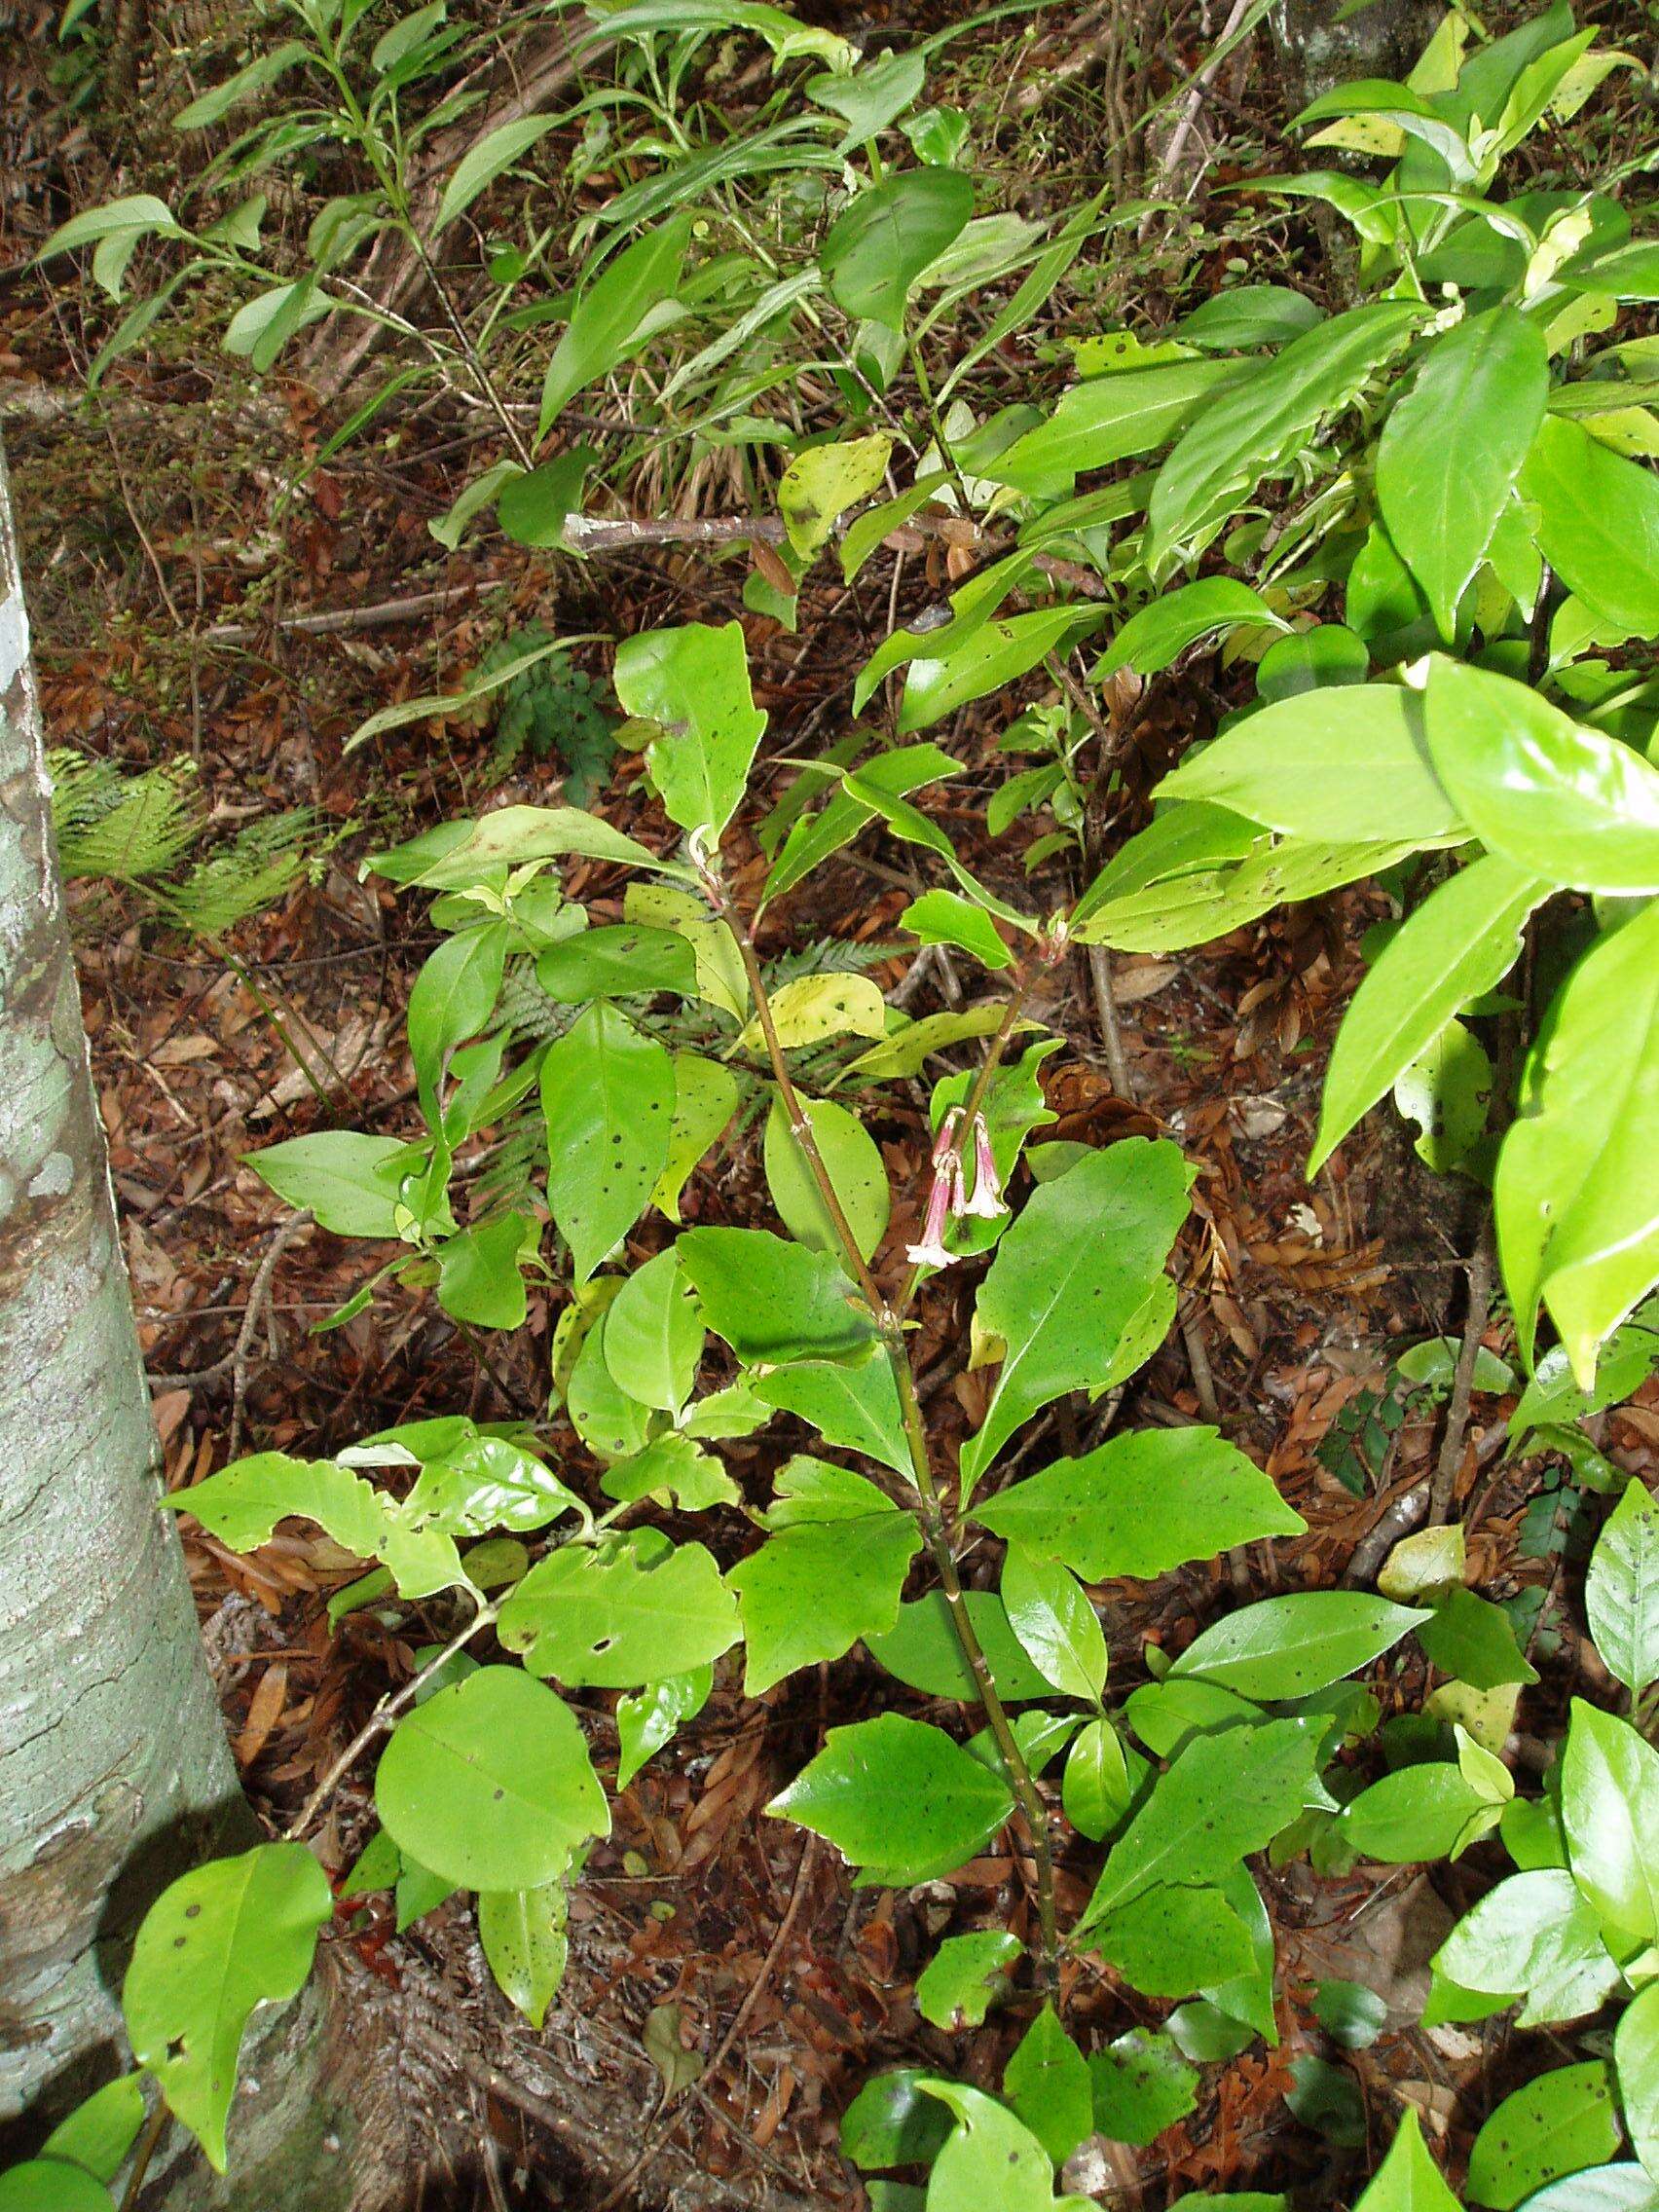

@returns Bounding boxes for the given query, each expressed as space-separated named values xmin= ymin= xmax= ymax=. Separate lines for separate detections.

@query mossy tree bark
xmin=0 ymin=442 xmax=392 ymax=2209
xmin=1269 ymin=0 xmax=1443 ymax=108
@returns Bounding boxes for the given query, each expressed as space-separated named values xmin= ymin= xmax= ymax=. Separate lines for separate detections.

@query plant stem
xmin=701 ymin=866 xmax=1059 ymax=1991
xmin=119 ymin=2097 xmax=169 ymax=2212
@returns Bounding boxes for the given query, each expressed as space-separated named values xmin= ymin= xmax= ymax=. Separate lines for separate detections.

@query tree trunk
xmin=1269 ymin=0 xmax=1442 ymax=109
xmin=0 ymin=442 xmax=397 ymax=2209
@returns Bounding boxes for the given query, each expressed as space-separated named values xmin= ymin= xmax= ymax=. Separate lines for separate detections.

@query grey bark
xmin=0 ymin=443 xmax=395 ymax=2210
xmin=1269 ymin=0 xmax=1443 ymax=109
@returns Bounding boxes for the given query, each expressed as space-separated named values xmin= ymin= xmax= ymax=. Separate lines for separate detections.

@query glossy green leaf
xmin=537 ymin=215 xmax=691 ymax=437
xmin=614 ymin=620 xmax=766 ymax=843
xmin=401 ymin=1435 xmax=581 ymax=1539
xmin=975 ymin=1425 xmax=1304 ymax=1579
xmin=1351 ymin=2108 xmax=1461 ymax=2212
xmin=498 ymin=1535 xmax=739 ymax=1688
xmin=1146 ymin=301 xmax=1422 ymax=570
xmin=820 ymin=168 xmax=974 ymax=328
xmin=1088 ymin=2029 xmax=1199 ymax=2146
xmin=914 ymin=1930 xmax=1021 ymax=2030
xmin=40 ymin=2077 xmax=146 ymax=2187
xmin=1523 ymin=414 xmax=1659 ymax=639
xmin=478 ymin=1881 xmax=568 ymax=2031
xmin=866 ymin=1592 xmax=1052 ymax=1704
xmin=899 ymin=889 xmax=1014 ymax=970
xmin=435 ymin=1211 xmax=533 ymax=1332
xmin=1435 ymin=1868 xmax=1623 ymax=2026
xmin=1170 ymin=1592 xmax=1426 ymax=1699
xmin=1562 ymin=1699 xmax=1659 ymax=1940
xmin=1619 ymin=1984 xmax=1659 ymax=2187
xmin=1494 ymin=902 xmax=1659 ymax=1382
xmin=1005 ymin=2004 xmax=1092 ymax=2168
xmin=247 ymin=1130 xmax=410 ymax=1238
xmin=1312 ymin=852 xmax=1543 ymax=1171
xmin=615 ymin=1666 xmax=712 ymax=1789
xmin=407 ymin=922 xmax=508 ymax=1124
xmin=497 ymin=445 xmax=594 ymax=551
xmin=729 ymin=1459 xmax=920 ymax=1694
xmin=678 ymin=1227 xmax=875 ymax=1365
xmin=1078 ymin=1718 xmax=1317 ymax=1930
xmin=960 ymin=1137 xmax=1191 ymax=1495
xmin=623 ymin=884 xmax=748 ymax=1018
xmin=652 ymin=1052 xmax=739 ymax=1222
xmin=751 ymin=1350 xmax=909 ymax=1474
xmin=1418 ymin=1587 xmax=1538 ymax=1691
xmin=1340 ymin=1763 xmax=1494 ymax=1863
xmin=985 ymin=360 xmax=1242 ymax=499
xmin=917 ymin=2082 xmax=1064 ymax=2212
xmin=1124 ymin=1679 xmax=1264 ymax=1761
xmin=898 ymin=605 xmax=1101 ymax=734
xmin=0 ymin=2162 xmax=113 ymax=2210
xmin=433 ymin=116 xmax=558 ymax=234
xmin=840 ymin=2069 xmax=954 ymax=2172
xmin=375 ymin=1667 xmax=607 ymax=1891
xmin=1001 ymin=1545 xmax=1107 ymax=1703
xmin=1088 ymin=1883 xmax=1253 ymax=1998
xmin=762 ymin=1090 xmax=890 ymax=1261
xmin=1423 ymin=660 xmax=1659 ymax=898
xmin=124 ymin=1842 xmax=331 ymax=2171
xmin=1500 ymin=2171 xmax=1659 ymax=2212
xmin=533 ymin=924 xmax=699 ymax=1003
xmin=767 ymin=1714 xmax=1014 ymax=1883
xmin=1155 ymin=684 xmax=1462 ymax=844
xmin=1061 ymin=1715 xmax=1134 ymax=1841
xmin=542 ymin=1002 xmax=674 ymax=1283
xmin=1377 ymin=309 xmax=1549 ymax=639
xmin=1094 ymin=578 xmax=1288 ymax=681
xmin=1467 ymin=2063 xmax=1620 ymax=2211
xmin=603 ymin=1247 xmax=703 ymax=1414
xmin=1587 ymin=1480 xmax=1659 ymax=1697
xmin=761 ymin=743 xmax=958 ymax=903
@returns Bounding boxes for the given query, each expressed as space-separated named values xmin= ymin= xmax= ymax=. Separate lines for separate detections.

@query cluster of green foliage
xmin=15 ymin=1 xmax=1659 ymax=2206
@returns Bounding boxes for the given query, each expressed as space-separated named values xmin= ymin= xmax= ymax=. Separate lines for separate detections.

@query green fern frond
xmin=49 ymin=751 xmax=202 ymax=887
xmin=168 ymin=810 xmax=319 ymax=937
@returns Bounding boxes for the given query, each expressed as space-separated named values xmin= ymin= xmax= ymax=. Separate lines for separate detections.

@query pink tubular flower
xmin=905 ymin=1162 xmax=957 ymax=1271
xmin=960 ymin=1113 xmax=1007 ymax=1220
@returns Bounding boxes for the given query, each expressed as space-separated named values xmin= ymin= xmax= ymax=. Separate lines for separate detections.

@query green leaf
xmin=1377 ymin=309 xmax=1549 ymax=640
xmin=1004 ymin=2003 xmax=1092 ymax=2168
xmin=39 ymin=193 xmax=179 ymax=261
xmin=898 ymin=606 xmax=1102 ymax=735
xmin=1088 ymin=2029 xmax=1199 ymax=2146
xmin=1175 ymin=284 xmax=1323 ymax=351
xmin=820 ymin=168 xmax=974 ymax=329
xmin=843 ymin=1002 xmax=1021 ymax=1083
xmin=652 ymin=1052 xmax=739 ymax=1222
xmin=436 ymin=1212 xmax=533 ymax=1332
xmin=913 ymin=2084 xmax=1067 ymax=2212
xmin=123 ymin=1843 xmax=331 ymax=2171
xmin=1351 ymin=2108 xmax=1461 ymax=2212
xmin=537 ymin=215 xmax=691 ymax=438
xmin=1001 ymin=1546 xmax=1107 ymax=1703
xmin=1169 ymin=1593 xmax=1428 ymax=1700
xmin=1155 ymin=684 xmax=1463 ymax=845
xmin=1467 ymin=2063 xmax=1620 ymax=2211
xmin=1311 ymin=852 xmax=1544 ymax=1171
xmin=868 ymin=1591 xmax=1053 ymax=1704
xmin=369 ymin=803 xmax=669 ymax=888
xmin=985 ymin=361 xmax=1242 ymax=499
xmin=40 ymin=2077 xmax=146 ymax=2186
xmin=1587 ymin=1480 xmax=1659 ymax=1698
xmin=1093 ymin=578 xmax=1288 ymax=682
xmin=1313 ymin=1980 xmax=1388 ymax=2050
xmin=1078 ymin=1719 xmax=1317 ymax=1930
xmin=762 ymin=1091 xmax=890 ymax=1261
xmin=752 ymin=1350 xmax=910 ymax=1474
xmin=616 ymin=1666 xmax=712 ymax=1789
xmin=1498 ymin=2170 xmax=1659 ymax=2211
xmin=498 ymin=1534 xmax=740 ymax=1688
xmin=247 ymin=1130 xmax=410 ymax=1238
xmin=1124 ymin=1679 xmax=1264 ymax=1761
xmin=840 ymin=2070 xmax=953 ymax=2172
xmin=678 ymin=1227 xmax=875 ymax=1364
xmin=604 ymin=1247 xmax=704 ymax=1414
xmin=535 ymin=923 xmax=699 ymax=1004
xmin=1620 ymin=1983 xmax=1659 ymax=2187
xmin=478 ymin=1881 xmax=568 ymax=2031
xmin=1562 ymin=1698 xmax=1659 ymax=1941
xmin=401 ymin=1434 xmax=581 ymax=1538
xmin=1062 ymin=1715 xmax=1134 ymax=1841
xmin=1146 ymin=301 xmax=1423 ymax=571
xmin=542 ymin=1002 xmax=674 ymax=1282
xmin=1423 ymin=661 xmax=1659 ymax=898
xmin=497 ymin=445 xmax=594 ymax=551
xmin=433 ymin=116 xmax=558 ymax=234
xmin=1494 ymin=902 xmax=1659 ymax=1382
xmin=408 ymin=922 xmax=508 ymax=1125
xmin=1419 ymin=1587 xmax=1538 ymax=1691
xmin=624 ymin=884 xmax=748 ymax=1017
xmin=1340 ymin=1763 xmax=1494 ymax=1863
xmin=1088 ymin=1883 xmax=1253 ymax=1998
xmin=615 ymin=620 xmax=766 ymax=844
xmin=761 ymin=743 xmax=958 ymax=904
xmin=728 ymin=1458 xmax=920 ymax=1694
xmin=0 ymin=2165 xmax=110 ymax=2211
xmin=975 ymin=1426 xmax=1304 ymax=1579
xmin=767 ymin=1714 xmax=1014 ymax=1883
xmin=960 ymin=1137 xmax=1191 ymax=1495
xmin=163 ymin=1452 xmax=463 ymax=1602
xmin=1523 ymin=415 xmax=1659 ymax=639
xmin=780 ymin=433 xmax=894 ymax=557
xmin=376 ymin=1666 xmax=606 ymax=1891
xmin=1435 ymin=1868 xmax=1623 ymax=2027
xmin=899 ymin=888 xmax=1014 ymax=970
xmin=914 ymin=1930 xmax=1022 ymax=2030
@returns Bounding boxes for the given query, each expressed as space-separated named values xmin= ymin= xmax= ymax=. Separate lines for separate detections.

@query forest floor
xmin=3 ymin=1 xmax=1656 ymax=2206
